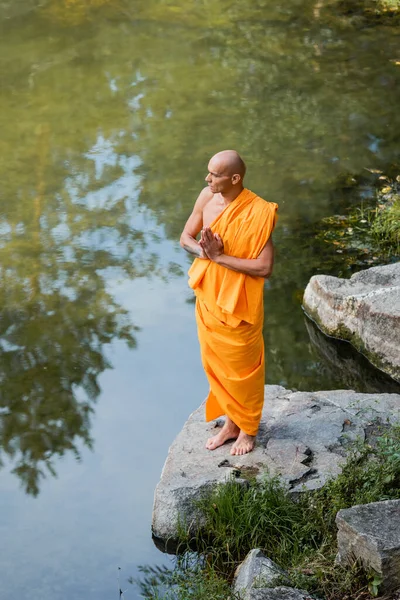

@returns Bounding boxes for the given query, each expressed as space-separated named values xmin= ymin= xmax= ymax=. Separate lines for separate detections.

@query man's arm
xmin=200 ymin=227 xmax=274 ymax=278
xmin=180 ymin=187 xmax=212 ymax=258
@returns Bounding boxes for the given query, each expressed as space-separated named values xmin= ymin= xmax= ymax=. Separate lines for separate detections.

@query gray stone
xmin=233 ymin=549 xmax=290 ymax=596
xmin=303 ymin=262 xmax=400 ymax=380
xmin=336 ymin=499 xmax=400 ymax=594
xmin=244 ymin=587 xmax=316 ymax=599
xmin=152 ymin=385 xmax=400 ymax=550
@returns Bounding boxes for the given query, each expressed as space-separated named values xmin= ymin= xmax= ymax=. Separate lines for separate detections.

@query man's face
xmin=205 ymin=158 xmax=233 ymax=194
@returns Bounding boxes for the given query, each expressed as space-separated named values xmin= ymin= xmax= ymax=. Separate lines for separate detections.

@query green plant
xmin=190 ymin=476 xmax=321 ymax=573
xmin=315 ymin=176 xmax=400 ymax=267
xmin=313 ymin=423 xmax=400 ymax=529
xmin=370 ymin=197 xmax=400 ymax=253
xmin=289 ymin=553 xmax=370 ymax=600
xmin=132 ymin=559 xmax=240 ymax=600
xmin=368 ymin=571 xmax=384 ymax=597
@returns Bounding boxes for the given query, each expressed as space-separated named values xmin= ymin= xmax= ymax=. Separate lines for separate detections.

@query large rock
xmin=233 ymin=549 xmax=290 ymax=598
xmin=336 ymin=499 xmax=400 ymax=595
xmin=302 ymin=263 xmax=400 ymax=381
xmin=152 ymin=385 xmax=400 ymax=551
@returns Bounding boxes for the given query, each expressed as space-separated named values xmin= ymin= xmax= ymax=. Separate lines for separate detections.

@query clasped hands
xmin=198 ymin=227 xmax=224 ymax=261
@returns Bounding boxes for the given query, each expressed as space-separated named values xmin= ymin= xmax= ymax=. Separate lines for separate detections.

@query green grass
xmin=316 ymin=177 xmax=400 ymax=266
xmin=132 ymin=559 xmax=240 ymax=600
xmin=136 ymin=423 xmax=400 ymax=599
xmin=187 ymin=476 xmax=321 ymax=572
xmin=370 ymin=196 xmax=400 ymax=253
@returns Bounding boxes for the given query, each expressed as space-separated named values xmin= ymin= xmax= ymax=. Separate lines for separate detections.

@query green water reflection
xmin=0 ymin=0 xmax=399 ymax=497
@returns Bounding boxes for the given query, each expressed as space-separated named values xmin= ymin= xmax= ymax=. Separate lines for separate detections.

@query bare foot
xmin=206 ymin=418 xmax=240 ymax=450
xmin=230 ymin=431 xmax=255 ymax=456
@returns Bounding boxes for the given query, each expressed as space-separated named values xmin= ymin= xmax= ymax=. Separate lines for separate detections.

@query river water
xmin=0 ymin=1 xmax=399 ymax=598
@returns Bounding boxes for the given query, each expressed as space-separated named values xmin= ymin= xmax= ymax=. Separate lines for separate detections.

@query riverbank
xmin=315 ymin=174 xmax=399 ymax=269
xmin=147 ymin=385 xmax=400 ymax=599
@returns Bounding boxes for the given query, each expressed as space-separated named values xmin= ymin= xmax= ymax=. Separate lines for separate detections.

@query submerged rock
xmin=303 ymin=262 xmax=400 ymax=381
xmin=336 ymin=499 xmax=400 ymax=595
xmin=152 ymin=385 xmax=400 ymax=551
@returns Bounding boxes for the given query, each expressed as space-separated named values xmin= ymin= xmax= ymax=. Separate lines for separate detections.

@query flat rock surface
xmin=302 ymin=262 xmax=400 ymax=380
xmin=337 ymin=499 xmax=400 ymax=548
xmin=152 ymin=385 xmax=400 ymax=550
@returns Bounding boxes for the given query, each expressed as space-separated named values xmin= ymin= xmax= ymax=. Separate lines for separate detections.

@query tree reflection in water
xmin=0 ymin=124 xmax=162 ymax=496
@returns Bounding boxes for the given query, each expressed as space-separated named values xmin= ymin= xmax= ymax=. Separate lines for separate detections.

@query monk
xmin=180 ymin=150 xmax=278 ymax=456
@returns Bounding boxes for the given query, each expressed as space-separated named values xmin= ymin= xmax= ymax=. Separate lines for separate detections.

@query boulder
xmin=336 ymin=499 xmax=400 ymax=595
xmin=233 ymin=549 xmax=290 ymax=597
xmin=302 ymin=262 xmax=400 ymax=381
xmin=152 ymin=385 xmax=400 ymax=551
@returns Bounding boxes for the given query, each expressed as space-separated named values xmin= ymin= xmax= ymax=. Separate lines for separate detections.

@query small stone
xmin=233 ymin=549 xmax=290 ymax=596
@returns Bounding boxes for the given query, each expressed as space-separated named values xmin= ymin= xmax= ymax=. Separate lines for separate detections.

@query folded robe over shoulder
xmin=188 ymin=188 xmax=278 ymax=436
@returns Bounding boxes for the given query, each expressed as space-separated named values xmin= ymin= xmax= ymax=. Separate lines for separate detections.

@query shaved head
xmin=210 ymin=150 xmax=246 ymax=179
xmin=205 ymin=150 xmax=246 ymax=199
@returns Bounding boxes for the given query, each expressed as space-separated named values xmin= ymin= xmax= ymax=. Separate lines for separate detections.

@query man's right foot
xmin=206 ymin=421 xmax=240 ymax=450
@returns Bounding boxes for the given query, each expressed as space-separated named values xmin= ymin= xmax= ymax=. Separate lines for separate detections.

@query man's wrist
xmin=213 ymin=253 xmax=225 ymax=264
xmin=183 ymin=243 xmax=202 ymax=258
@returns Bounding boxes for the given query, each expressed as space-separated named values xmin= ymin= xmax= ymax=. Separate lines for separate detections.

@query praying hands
xmin=199 ymin=227 xmax=224 ymax=261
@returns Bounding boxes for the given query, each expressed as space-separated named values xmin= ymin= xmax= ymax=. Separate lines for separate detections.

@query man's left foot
xmin=230 ymin=431 xmax=255 ymax=456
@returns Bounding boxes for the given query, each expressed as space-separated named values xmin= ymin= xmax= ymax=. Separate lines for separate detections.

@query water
xmin=0 ymin=1 xmax=399 ymax=598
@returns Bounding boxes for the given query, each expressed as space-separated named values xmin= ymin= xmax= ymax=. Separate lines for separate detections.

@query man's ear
xmin=231 ymin=173 xmax=241 ymax=185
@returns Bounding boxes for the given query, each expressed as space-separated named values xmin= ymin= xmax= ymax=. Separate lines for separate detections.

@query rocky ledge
xmin=302 ymin=262 xmax=400 ymax=381
xmin=152 ymin=385 xmax=400 ymax=552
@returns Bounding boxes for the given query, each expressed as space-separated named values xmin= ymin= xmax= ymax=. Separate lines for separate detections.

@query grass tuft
xmin=132 ymin=558 xmax=240 ymax=600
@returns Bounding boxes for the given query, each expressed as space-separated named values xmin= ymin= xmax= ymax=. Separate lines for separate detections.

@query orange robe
xmin=188 ymin=188 xmax=278 ymax=436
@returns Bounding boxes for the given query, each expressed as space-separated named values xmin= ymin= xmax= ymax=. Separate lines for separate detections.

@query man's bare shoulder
xmin=195 ymin=186 xmax=214 ymax=208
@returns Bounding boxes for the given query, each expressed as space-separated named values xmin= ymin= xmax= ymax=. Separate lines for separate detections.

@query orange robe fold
xmin=188 ymin=188 xmax=278 ymax=436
